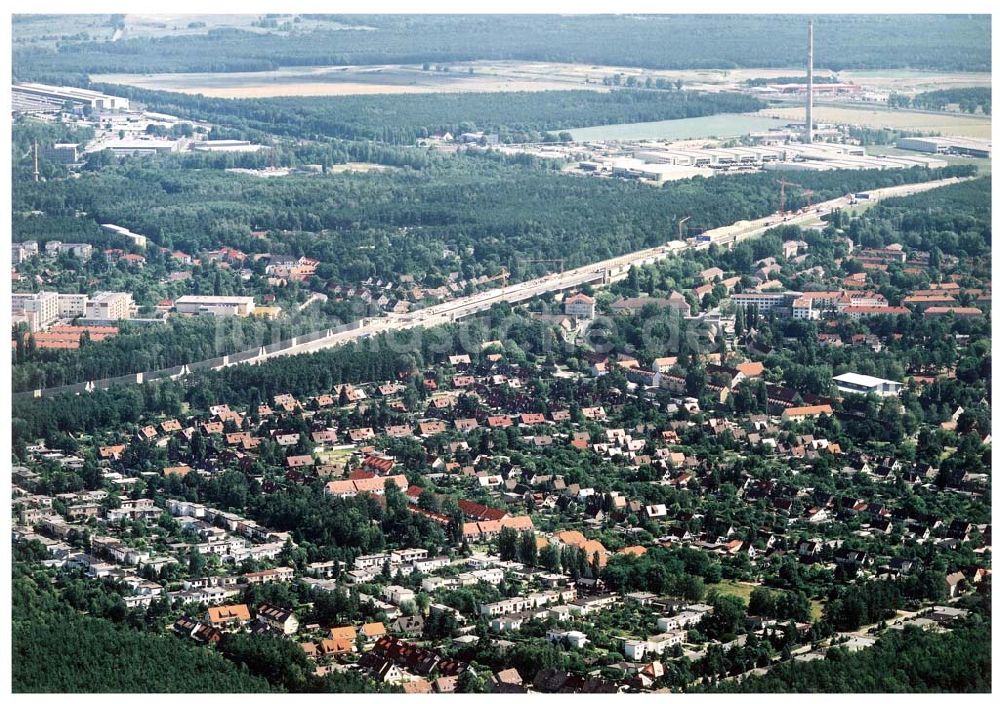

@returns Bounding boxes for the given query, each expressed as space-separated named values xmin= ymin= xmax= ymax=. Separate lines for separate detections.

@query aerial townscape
xmin=7 ymin=9 xmax=993 ymax=697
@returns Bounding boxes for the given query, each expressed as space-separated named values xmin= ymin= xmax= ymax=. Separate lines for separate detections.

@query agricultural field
xmin=11 ymin=14 xmax=118 ymax=46
xmin=116 ymin=13 xmax=369 ymax=39
xmin=86 ymin=61 xmax=814 ymax=99
xmin=567 ymin=112 xmax=784 ymax=142
xmin=761 ymin=104 xmax=992 ymax=138
xmin=837 ymin=68 xmax=992 ymax=95
xmin=91 ymin=63 xmax=593 ymax=98
xmin=91 ymin=60 xmax=993 ymax=102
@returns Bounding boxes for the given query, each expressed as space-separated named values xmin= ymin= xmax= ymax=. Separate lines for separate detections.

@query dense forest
xmin=9 ymin=12 xmax=993 ymax=696
xmin=12 ymin=566 xmax=277 ymax=692
xmin=912 ymin=87 xmax=991 ymax=114
xmin=12 ymin=326 xmax=441 ymax=443
xmin=88 ymin=86 xmax=765 ymax=145
xmin=14 ymin=156 xmax=976 ymax=284
xmin=13 ymin=552 xmax=397 ymax=693
xmin=13 ymin=14 xmax=991 ymax=82
xmin=11 ymin=156 xmax=976 ymax=392
xmin=703 ymin=616 xmax=991 ymax=692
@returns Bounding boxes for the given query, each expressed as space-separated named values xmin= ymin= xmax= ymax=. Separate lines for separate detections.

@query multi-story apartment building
xmin=58 ymin=293 xmax=89 ymax=318
xmin=84 ymin=291 xmax=133 ymax=320
xmin=11 ymin=291 xmax=59 ymax=331
xmin=730 ymin=292 xmax=799 ymax=313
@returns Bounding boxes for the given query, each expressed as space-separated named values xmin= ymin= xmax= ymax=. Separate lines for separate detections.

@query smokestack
xmin=33 ymin=140 xmax=40 ymax=182
xmin=806 ymin=20 xmax=814 ymax=144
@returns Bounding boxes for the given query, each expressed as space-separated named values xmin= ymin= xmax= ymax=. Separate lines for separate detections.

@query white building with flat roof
xmin=11 ymin=292 xmax=60 ymax=331
xmin=99 ymin=224 xmax=147 ymax=249
xmin=192 ymin=140 xmax=266 ymax=153
xmin=175 ymin=295 xmax=255 ymax=317
xmin=13 ymin=83 xmax=130 ymax=112
xmin=833 ymin=372 xmax=902 ymax=397
xmin=731 ymin=292 xmax=799 ymax=313
xmin=896 ymin=136 xmax=990 ymax=159
xmin=84 ymin=291 xmax=133 ymax=320
xmin=58 ymin=293 xmax=89 ymax=318
xmin=97 ymin=138 xmax=179 ymax=157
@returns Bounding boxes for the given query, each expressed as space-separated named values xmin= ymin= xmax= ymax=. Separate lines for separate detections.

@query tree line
xmin=12 ymin=565 xmax=277 ymax=693
xmin=88 ymin=84 xmax=765 ymax=145
xmin=703 ymin=613 xmax=990 ymax=692
xmin=911 ymin=87 xmax=991 ymax=115
xmin=14 ymin=14 xmax=991 ymax=81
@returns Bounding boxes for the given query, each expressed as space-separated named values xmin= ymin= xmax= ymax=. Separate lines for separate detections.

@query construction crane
xmin=776 ymin=178 xmax=804 ymax=215
xmin=677 ymin=216 xmax=691 ymax=241
xmin=484 ymin=266 xmax=509 ymax=285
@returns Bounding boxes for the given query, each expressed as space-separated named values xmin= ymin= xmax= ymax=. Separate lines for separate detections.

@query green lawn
xmin=810 ymin=598 xmax=825 ymax=621
xmin=709 ymin=579 xmax=757 ymax=603
xmin=711 ymin=580 xmax=825 ymax=621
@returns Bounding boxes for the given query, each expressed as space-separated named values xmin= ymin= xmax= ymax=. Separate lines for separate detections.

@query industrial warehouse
xmin=606 ymin=141 xmax=949 ymax=181
xmin=12 ymin=82 xmax=130 ymax=113
xmin=895 ymin=136 xmax=992 ymax=159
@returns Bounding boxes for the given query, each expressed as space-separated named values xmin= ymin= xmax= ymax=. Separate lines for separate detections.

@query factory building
xmin=94 ymin=139 xmax=180 ymax=157
xmin=623 ymin=142 xmax=940 ymax=177
xmin=896 ymin=137 xmax=991 ymax=159
xmin=748 ymin=82 xmax=862 ymax=97
xmin=610 ymin=158 xmax=711 ymax=182
xmin=42 ymin=143 xmax=79 ymax=164
xmin=192 ymin=140 xmax=267 ymax=153
xmin=12 ymin=83 xmax=130 ymax=112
